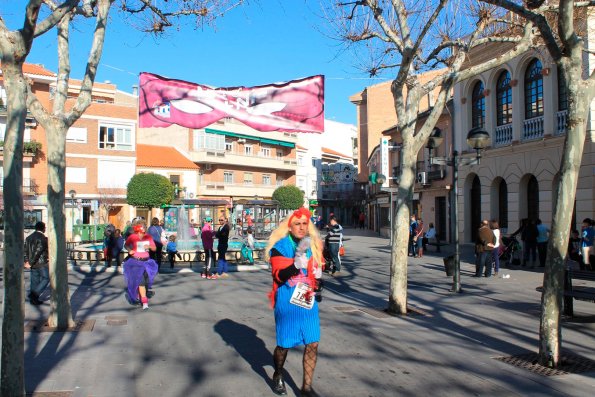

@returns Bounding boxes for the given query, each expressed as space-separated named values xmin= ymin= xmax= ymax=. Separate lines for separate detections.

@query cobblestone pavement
xmin=1 ymin=228 xmax=594 ymax=396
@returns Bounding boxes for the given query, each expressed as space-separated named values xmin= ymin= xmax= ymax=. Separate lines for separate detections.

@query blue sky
xmin=1 ymin=1 xmax=391 ymax=125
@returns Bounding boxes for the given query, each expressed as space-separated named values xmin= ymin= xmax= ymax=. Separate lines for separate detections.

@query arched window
xmin=525 ymin=59 xmax=543 ymax=119
xmin=496 ymin=71 xmax=512 ymax=126
xmin=557 ymin=66 xmax=568 ymax=111
xmin=471 ymin=81 xmax=485 ymax=128
xmin=498 ymin=179 xmax=508 ymax=229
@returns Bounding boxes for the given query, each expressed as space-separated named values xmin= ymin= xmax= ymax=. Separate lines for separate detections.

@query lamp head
xmin=466 ymin=127 xmax=490 ymax=150
xmin=69 ymin=189 xmax=76 ymax=199
xmin=426 ymin=127 xmax=444 ymax=150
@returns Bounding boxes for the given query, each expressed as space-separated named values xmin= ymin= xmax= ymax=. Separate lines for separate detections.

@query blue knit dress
xmin=272 ymin=236 xmax=320 ymax=348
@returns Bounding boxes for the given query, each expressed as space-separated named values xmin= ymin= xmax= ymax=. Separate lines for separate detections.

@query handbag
xmin=339 ymin=245 xmax=345 ymax=256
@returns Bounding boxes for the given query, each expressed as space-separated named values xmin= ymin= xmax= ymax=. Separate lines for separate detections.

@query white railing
xmin=556 ymin=110 xmax=568 ymax=136
xmin=522 ymin=116 xmax=544 ymax=141
xmin=494 ymin=124 xmax=513 ymax=146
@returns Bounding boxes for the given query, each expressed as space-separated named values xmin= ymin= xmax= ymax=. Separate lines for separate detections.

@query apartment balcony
xmin=190 ymin=149 xmax=298 ymax=171
xmin=522 ymin=115 xmax=544 ymax=141
xmin=198 ymin=182 xmax=278 ymax=198
xmin=0 ymin=178 xmax=39 ymax=196
xmin=494 ymin=123 xmax=513 ymax=146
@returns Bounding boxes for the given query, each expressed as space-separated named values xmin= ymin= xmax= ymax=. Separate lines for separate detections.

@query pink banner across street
xmin=138 ymin=73 xmax=324 ymax=133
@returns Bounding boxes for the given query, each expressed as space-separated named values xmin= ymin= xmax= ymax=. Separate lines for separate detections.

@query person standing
xmin=216 ymin=216 xmax=231 ymax=277
xmin=475 ymin=220 xmax=495 ymax=277
xmin=409 ymin=215 xmax=419 ymax=257
xmin=582 ymin=218 xmax=594 ymax=270
xmin=123 ymin=218 xmax=158 ymax=310
xmin=109 ymin=229 xmax=125 ymax=269
xmin=147 ymin=217 xmax=166 ymax=271
xmin=490 ymin=220 xmax=501 ymax=276
xmin=415 ymin=219 xmax=424 ymax=258
xmin=522 ymin=219 xmax=538 ymax=268
xmin=166 ymin=235 xmax=182 ymax=269
xmin=24 ymin=221 xmax=49 ymax=305
xmin=201 ymin=217 xmax=217 ymax=279
xmin=536 ymin=219 xmax=550 ymax=267
xmin=265 ymin=207 xmax=324 ymax=397
xmin=326 ymin=216 xmax=343 ymax=276
xmin=358 ymin=211 xmax=365 ymax=229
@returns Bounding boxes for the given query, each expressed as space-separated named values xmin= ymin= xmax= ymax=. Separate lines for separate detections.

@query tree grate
xmin=26 ymin=392 xmax=73 ymax=397
xmin=25 ymin=319 xmax=95 ymax=333
xmin=493 ymin=352 xmax=595 ymax=376
xmin=333 ymin=305 xmax=431 ymax=318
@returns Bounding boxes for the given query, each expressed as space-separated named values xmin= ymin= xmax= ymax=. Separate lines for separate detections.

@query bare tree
xmin=98 ymin=186 xmax=124 ymax=224
xmin=328 ymin=0 xmax=536 ymax=314
xmin=480 ymin=0 xmax=595 ymax=367
xmin=1 ymin=1 xmax=244 ymax=395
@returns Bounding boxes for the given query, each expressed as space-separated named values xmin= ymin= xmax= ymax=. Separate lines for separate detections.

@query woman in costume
xmin=123 ymin=218 xmax=159 ymax=310
xmin=265 ymin=207 xmax=324 ymax=397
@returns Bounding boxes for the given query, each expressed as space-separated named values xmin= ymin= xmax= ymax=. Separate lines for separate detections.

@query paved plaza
xmin=2 ymin=229 xmax=595 ymax=396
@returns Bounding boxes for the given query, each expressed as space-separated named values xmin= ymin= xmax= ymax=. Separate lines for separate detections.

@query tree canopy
xmin=272 ymin=185 xmax=304 ymax=210
xmin=127 ymin=173 xmax=174 ymax=209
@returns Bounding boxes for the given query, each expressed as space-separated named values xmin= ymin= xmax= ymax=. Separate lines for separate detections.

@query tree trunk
xmin=45 ymin=123 xmax=74 ymax=329
xmin=388 ymin=147 xmax=417 ymax=314
xmin=1 ymin=63 xmax=27 ymax=397
xmin=539 ymin=62 xmax=589 ymax=367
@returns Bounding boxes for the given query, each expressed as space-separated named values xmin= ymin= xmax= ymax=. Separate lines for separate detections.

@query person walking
xmin=123 ymin=218 xmax=158 ymax=310
xmin=414 ymin=219 xmax=424 ymax=258
xmin=536 ymin=219 xmax=550 ymax=267
xmin=326 ymin=216 xmax=343 ymax=276
xmin=24 ymin=221 xmax=49 ymax=305
xmin=490 ymin=220 xmax=501 ymax=276
xmin=216 ymin=216 xmax=231 ymax=277
xmin=265 ymin=207 xmax=324 ymax=397
xmin=201 ymin=217 xmax=217 ymax=279
xmin=475 ymin=220 xmax=495 ymax=277
xmin=409 ymin=215 xmax=419 ymax=257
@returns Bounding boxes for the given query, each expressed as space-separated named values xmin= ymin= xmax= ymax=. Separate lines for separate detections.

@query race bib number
xmin=290 ymin=282 xmax=314 ymax=309
xmin=136 ymin=241 xmax=149 ymax=253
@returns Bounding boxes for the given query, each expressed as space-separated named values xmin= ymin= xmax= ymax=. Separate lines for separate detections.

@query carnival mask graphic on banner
xmin=138 ymin=73 xmax=325 ymax=133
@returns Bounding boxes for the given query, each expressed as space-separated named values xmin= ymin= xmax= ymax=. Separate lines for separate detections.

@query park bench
xmin=426 ymin=235 xmax=447 ymax=252
xmin=563 ymin=266 xmax=595 ymax=316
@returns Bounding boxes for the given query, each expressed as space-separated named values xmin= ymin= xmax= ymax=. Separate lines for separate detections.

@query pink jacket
xmin=201 ymin=224 xmax=215 ymax=250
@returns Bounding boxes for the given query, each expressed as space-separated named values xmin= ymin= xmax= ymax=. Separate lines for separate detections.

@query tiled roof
xmin=136 ymin=144 xmax=199 ymax=170
xmin=0 ymin=63 xmax=56 ymax=78
xmin=321 ymin=146 xmax=351 ymax=159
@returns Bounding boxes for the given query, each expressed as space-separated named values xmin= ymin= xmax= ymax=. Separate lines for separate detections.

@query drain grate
xmin=105 ymin=315 xmax=128 ymax=326
xmin=26 ymin=391 xmax=73 ymax=397
xmin=494 ymin=352 xmax=595 ymax=376
xmin=25 ymin=319 xmax=95 ymax=333
xmin=334 ymin=306 xmax=360 ymax=313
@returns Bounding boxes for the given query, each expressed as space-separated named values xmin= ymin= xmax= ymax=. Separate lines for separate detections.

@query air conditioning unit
xmin=237 ymin=138 xmax=246 ymax=143
xmin=417 ymin=172 xmax=428 ymax=185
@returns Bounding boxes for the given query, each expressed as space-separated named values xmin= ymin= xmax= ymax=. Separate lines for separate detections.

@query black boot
xmin=272 ymin=372 xmax=287 ymax=395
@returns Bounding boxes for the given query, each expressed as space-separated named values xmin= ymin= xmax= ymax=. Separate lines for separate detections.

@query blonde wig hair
xmin=265 ymin=214 xmax=323 ymax=266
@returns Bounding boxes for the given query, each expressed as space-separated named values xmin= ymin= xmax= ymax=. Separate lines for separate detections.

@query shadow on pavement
xmin=214 ymin=318 xmax=299 ymax=395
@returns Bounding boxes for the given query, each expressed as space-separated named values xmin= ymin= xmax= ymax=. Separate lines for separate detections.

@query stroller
xmin=499 ymin=235 xmax=522 ymax=267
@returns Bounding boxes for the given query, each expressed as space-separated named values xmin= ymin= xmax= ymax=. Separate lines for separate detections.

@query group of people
xmin=199 ymin=216 xmax=231 ymax=279
xmin=408 ymin=215 xmax=438 ymax=258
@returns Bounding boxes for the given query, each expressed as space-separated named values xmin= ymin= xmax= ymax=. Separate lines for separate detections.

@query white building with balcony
xmin=452 ymin=48 xmax=594 ymax=241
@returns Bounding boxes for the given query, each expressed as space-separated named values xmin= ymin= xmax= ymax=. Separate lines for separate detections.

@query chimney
xmin=132 ymin=85 xmax=138 ymax=96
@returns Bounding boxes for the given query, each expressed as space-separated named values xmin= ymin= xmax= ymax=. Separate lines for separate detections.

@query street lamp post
xmin=426 ymin=127 xmax=490 ymax=293
xmin=68 ymin=189 xmax=76 ymax=241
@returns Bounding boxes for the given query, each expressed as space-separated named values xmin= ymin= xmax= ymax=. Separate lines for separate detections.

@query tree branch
xmin=34 ymin=0 xmax=80 ymax=37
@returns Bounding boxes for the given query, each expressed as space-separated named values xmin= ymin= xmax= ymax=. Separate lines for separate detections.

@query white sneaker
xmin=142 ymin=303 xmax=149 ymax=310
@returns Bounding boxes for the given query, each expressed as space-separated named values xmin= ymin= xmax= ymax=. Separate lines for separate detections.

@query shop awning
xmin=205 ymin=128 xmax=295 ymax=148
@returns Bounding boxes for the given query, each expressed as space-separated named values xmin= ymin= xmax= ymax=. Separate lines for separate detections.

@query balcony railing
xmin=495 ymin=124 xmax=513 ymax=146
xmin=0 ymin=178 xmax=39 ymax=195
xmin=556 ymin=110 xmax=568 ymax=136
xmin=522 ymin=116 xmax=544 ymax=141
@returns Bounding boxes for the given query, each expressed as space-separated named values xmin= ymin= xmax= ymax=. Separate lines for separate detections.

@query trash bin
xmin=443 ymin=255 xmax=455 ymax=276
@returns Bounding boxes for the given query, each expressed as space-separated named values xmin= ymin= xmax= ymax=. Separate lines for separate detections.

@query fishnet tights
xmin=273 ymin=346 xmax=288 ymax=376
xmin=302 ymin=342 xmax=318 ymax=391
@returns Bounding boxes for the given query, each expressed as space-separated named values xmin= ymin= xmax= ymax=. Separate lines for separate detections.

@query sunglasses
xmin=219 ymin=219 xmax=224 ymax=221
